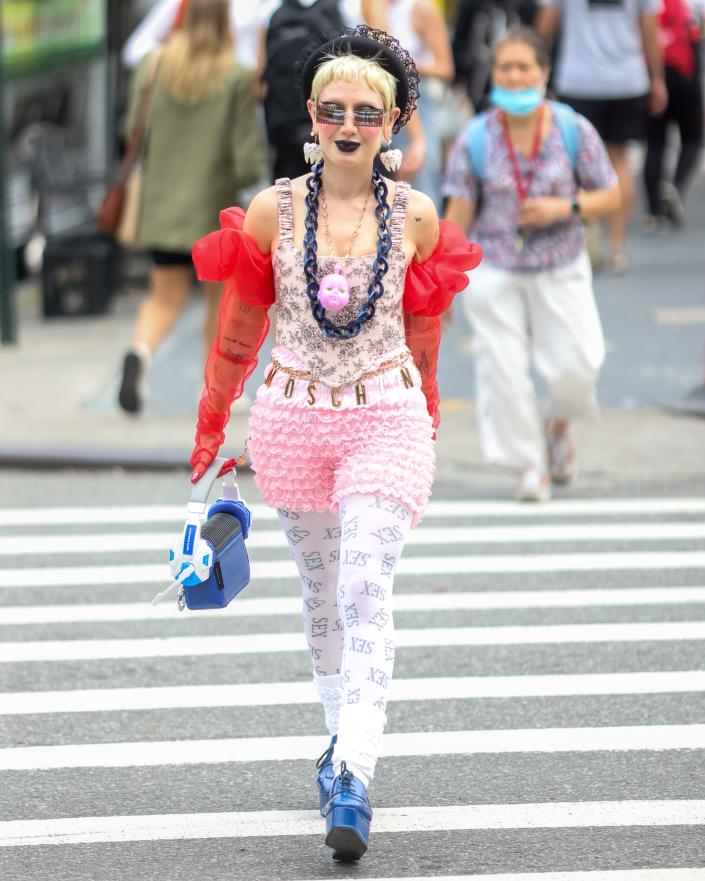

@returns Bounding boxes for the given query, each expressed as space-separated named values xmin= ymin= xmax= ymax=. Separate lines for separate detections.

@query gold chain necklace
xmin=319 ymin=185 xmax=372 ymax=260
xmin=315 ymin=182 xmax=374 ymax=314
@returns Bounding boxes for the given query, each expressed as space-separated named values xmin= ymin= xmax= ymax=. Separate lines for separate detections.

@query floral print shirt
xmin=443 ymin=106 xmax=617 ymax=271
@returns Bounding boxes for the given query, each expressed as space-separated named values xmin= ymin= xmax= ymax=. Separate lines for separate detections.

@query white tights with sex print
xmin=278 ymin=492 xmax=413 ymax=788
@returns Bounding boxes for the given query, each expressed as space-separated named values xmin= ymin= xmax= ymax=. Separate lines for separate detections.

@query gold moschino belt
xmin=263 ymin=353 xmax=415 ymax=408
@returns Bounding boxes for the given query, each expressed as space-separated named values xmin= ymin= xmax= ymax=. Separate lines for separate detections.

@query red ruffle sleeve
xmin=403 ymin=220 xmax=482 ymax=430
xmin=403 ymin=219 xmax=483 ymax=317
xmin=191 ymin=207 xmax=275 ymax=307
xmin=189 ymin=209 xmax=274 ymax=480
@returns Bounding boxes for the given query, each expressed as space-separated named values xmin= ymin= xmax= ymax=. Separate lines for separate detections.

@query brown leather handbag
xmin=97 ymin=52 xmax=162 ymax=238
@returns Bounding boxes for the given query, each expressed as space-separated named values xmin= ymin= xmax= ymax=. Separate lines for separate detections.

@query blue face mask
xmin=489 ymin=85 xmax=544 ymax=117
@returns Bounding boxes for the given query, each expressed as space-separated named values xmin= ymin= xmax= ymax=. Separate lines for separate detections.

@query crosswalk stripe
xmin=4 ymin=521 xmax=705 ymax=556
xmin=3 ymin=585 xmax=705 ymax=626
xmin=5 ymin=551 xmax=705 ymax=589
xmin=1 ymin=800 xmax=704 ymax=846
xmin=1 ymin=725 xmax=704 ymax=771
xmin=298 ymin=873 xmax=705 ymax=881
xmin=3 ymin=621 xmax=704 ymax=663
xmin=1 ymin=497 xmax=704 ymax=527
xmin=4 ymin=670 xmax=704 ymax=716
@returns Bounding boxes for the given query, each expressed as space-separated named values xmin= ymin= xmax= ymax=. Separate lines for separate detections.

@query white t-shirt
xmin=539 ymin=0 xmax=662 ymax=99
xmin=122 ymin=0 xmax=273 ymax=70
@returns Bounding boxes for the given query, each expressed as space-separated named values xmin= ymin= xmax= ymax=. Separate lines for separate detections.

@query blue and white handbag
xmin=153 ymin=457 xmax=250 ymax=610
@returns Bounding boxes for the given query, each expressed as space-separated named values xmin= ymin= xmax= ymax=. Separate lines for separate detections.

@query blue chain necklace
xmin=303 ymin=161 xmax=392 ymax=340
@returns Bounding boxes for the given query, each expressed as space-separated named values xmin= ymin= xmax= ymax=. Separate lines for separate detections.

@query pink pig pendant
xmin=318 ymin=263 xmax=350 ymax=312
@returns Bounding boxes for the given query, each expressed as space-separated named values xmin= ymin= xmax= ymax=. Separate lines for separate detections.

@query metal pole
xmin=0 ymin=2 xmax=18 ymax=345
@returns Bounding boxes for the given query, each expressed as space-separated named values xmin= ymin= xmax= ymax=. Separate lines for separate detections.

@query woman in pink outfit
xmin=188 ymin=25 xmax=481 ymax=862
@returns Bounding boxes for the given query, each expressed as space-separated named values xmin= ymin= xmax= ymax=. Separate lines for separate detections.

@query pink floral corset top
xmin=273 ymin=178 xmax=410 ymax=387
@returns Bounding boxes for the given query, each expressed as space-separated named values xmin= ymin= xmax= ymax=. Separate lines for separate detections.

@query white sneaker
xmin=515 ymin=466 xmax=551 ymax=502
xmin=546 ymin=427 xmax=576 ymax=485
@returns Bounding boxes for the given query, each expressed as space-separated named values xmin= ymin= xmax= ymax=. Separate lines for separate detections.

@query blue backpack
xmin=467 ymin=100 xmax=580 ymax=181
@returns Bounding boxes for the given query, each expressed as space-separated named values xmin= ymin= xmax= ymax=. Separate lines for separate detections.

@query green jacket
xmin=127 ymin=53 xmax=267 ymax=253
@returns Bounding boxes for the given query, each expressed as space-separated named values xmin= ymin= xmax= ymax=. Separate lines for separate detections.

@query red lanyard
xmin=501 ymin=105 xmax=545 ymax=203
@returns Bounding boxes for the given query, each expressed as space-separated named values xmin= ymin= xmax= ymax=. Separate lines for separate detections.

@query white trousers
xmin=461 ymin=250 xmax=606 ymax=470
xmin=278 ymin=492 xmax=413 ymax=786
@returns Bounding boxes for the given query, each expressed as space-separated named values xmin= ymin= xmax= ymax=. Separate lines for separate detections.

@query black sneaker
xmin=118 ymin=351 xmax=145 ymax=414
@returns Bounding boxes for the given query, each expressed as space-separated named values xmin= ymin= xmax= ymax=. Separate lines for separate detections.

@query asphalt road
xmin=1 ymin=469 xmax=704 ymax=881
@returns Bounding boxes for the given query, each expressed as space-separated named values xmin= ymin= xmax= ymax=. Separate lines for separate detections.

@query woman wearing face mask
xmin=444 ymin=27 xmax=620 ymax=501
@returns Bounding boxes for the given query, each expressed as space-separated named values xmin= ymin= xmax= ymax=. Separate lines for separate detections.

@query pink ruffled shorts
xmin=248 ymin=349 xmax=435 ymax=526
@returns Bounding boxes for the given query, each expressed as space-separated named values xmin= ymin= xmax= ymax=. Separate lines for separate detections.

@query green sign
xmin=2 ymin=0 xmax=106 ymax=74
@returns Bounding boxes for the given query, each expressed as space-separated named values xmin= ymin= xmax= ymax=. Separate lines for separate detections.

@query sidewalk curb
xmin=0 ymin=445 xmax=254 ymax=473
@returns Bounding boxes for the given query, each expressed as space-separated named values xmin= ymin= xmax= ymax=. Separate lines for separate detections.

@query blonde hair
xmin=310 ymin=54 xmax=397 ymax=113
xmin=160 ymin=0 xmax=234 ymax=103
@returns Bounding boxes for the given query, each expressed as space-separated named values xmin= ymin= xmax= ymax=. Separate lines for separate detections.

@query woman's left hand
xmin=518 ymin=197 xmax=571 ymax=229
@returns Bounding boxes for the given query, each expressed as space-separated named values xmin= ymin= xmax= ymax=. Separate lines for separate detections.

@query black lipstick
xmin=335 ymin=140 xmax=361 ymax=153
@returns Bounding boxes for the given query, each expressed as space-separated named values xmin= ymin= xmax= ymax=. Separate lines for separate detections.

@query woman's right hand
xmin=190 ymin=449 xmax=215 ymax=484
xmin=518 ymin=196 xmax=572 ymax=229
xmin=191 ymin=452 xmax=239 ymax=484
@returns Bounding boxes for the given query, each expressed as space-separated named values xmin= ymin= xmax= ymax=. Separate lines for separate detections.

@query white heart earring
xmin=379 ymin=139 xmax=403 ymax=173
xmin=303 ymin=132 xmax=324 ymax=165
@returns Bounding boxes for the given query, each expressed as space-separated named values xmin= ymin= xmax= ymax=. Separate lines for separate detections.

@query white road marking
xmin=3 ymin=521 xmax=705 ymax=556
xmin=298 ymin=872 xmax=705 ymax=881
xmin=1 ymin=800 xmax=704 ymax=846
xmin=5 ymin=551 xmax=705 ymax=589
xmin=3 ymin=670 xmax=705 ymax=716
xmin=2 ymin=621 xmax=704 ymax=663
xmin=2 ymin=586 xmax=704 ymax=626
xmin=1 ymin=497 xmax=704 ymax=526
xmin=0 ymin=725 xmax=704 ymax=771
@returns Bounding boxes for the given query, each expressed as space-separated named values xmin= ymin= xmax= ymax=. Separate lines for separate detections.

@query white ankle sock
xmin=314 ymin=672 xmax=343 ymax=736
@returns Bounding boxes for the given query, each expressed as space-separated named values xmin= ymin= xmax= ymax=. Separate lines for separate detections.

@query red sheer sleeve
xmin=189 ymin=208 xmax=274 ymax=480
xmin=190 ymin=281 xmax=270 ymax=480
xmin=191 ymin=207 xmax=275 ymax=307
xmin=404 ymin=313 xmax=442 ymax=430
xmin=403 ymin=220 xmax=482 ymax=430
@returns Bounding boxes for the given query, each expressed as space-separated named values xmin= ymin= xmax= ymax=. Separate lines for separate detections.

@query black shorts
xmin=558 ymin=94 xmax=649 ymax=144
xmin=151 ymin=248 xmax=192 ymax=267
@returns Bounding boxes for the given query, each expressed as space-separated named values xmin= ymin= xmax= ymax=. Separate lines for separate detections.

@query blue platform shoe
xmin=323 ymin=761 xmax=372 ymax=862
xmin=315 ymin=734 xmax=337 ymax=815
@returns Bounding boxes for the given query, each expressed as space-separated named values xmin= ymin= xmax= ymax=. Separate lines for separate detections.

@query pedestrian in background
xmin=444 ymin=27 xmax=620 ymax=501
xmin=259 ymin=0 xmax=347 ymax=181
xmin=117 ymin=0 xmax=266 ymax=415
xmin=642 ymin=0 xmax=704 ymax=231
xmin=452 ymin=0 xmax=537 ymax=111
xmin=257 ymin=0 xmax=388 ymax=182
xmin=536 ymin=0 xmax=667 ymax=275
xmin=122 ymin=0 xmax=270 ymax=71
xmin=389 ymin=0 xmax=455 ymax=210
